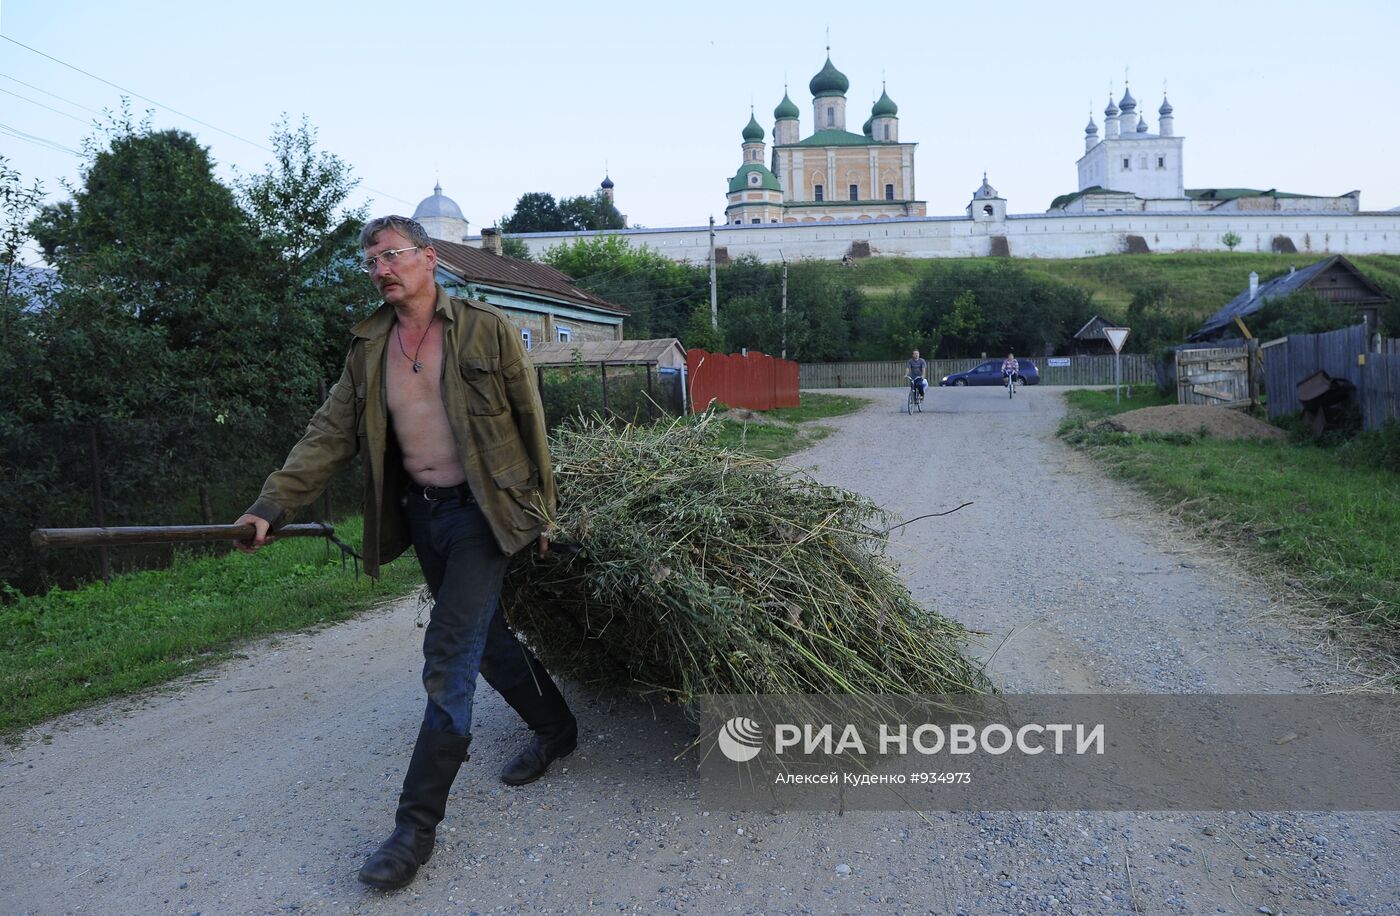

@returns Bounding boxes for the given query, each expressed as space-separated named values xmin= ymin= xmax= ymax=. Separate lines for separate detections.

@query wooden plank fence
xmin=1261 ymin=323 xmax=1400 ymax=430
xmin=799 ymin=354 xmax=1156 ymax=389
xmin=1359 ymin=352 xmax=1400 ymax=430
xmin=1261 ymin=324 xmax=1367 ymax=418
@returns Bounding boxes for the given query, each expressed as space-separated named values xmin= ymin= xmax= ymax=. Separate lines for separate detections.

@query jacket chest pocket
xmin=459 ymin=356 xmax=507 ymax=416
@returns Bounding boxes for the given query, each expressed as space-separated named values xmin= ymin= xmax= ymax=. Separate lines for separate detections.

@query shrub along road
xmin=1 ymin=387 xmax=1396 ymax=913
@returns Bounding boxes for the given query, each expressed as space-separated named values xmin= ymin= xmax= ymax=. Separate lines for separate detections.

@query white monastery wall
xmin=497 ymin=211 xmax=1400 ymax=265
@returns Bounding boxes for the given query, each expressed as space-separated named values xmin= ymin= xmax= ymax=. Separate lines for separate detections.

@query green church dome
xmin=808 ymin=56 xmax=849 ymax=98
xmin=872 ymin=88 xmax=898 ymax=118
xmin=729 ymin=163 xmax=782 ymax=194
xmin=773 ymin=92 xmax=800 ymax=120
xmin=742 ymin=113 xmax=765 ymax=142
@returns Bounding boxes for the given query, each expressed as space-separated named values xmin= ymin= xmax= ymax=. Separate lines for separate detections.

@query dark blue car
xmin=939 ymin=359 xmax=1040 ymax=387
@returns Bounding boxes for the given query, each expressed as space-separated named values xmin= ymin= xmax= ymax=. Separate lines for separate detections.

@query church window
xmin=885 ymin=184 xmax=895 ymax=200
xmin=883 ymin=124 xmax=890 ymax=140
xmin=751 ymin=218 xmax=760 ymax=224
xmin=849 ymin=184 xmax=859 ymax=201
xmin=556 ymin=325 xmax=572 ymax=343
xmin=1157 ymin=156 xmax=1165 ymax=169
xmin=521 ymin=328 xmax=532 ymax=350
xmin=983 ymin=205 xmax=994 ymax=217
xmin=814 ymin=184 xmax=824 ymax=201
xmin=1122 ymin=157 xmax=1131 ymax=170
xmin=826 ymin=107 xmax=835 ymax=127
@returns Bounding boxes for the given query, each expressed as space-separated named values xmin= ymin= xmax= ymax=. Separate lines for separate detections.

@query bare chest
xmin=385 ymin=322 xmax=447 ymax=417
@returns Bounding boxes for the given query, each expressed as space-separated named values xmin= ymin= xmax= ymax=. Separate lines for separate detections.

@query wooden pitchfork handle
xmin=30 ymin=522 xmax=335 ymax=549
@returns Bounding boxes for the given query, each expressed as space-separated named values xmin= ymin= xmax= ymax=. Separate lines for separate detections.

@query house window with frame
xmin=556 ymin=325 xmax=572 ymax=343
xmin=521 ymin=328 xmax=532 ymax=350
xmin=885 ymin=183 xmax=895 ymax=201
xmin=849 ymin=184 xmax=858 ymax=201
xmin=814 ymin=184 xmax=824 ymax=201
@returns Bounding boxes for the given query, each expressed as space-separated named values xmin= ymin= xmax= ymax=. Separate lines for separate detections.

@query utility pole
xmin=709 ymin=215 xmax=718 ymax=331
xmin=780 ymin=251 xmax=789 ymax=360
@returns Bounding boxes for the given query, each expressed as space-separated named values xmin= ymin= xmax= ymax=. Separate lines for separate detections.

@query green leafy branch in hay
xmin=501 ymin=412 xmax=991 ymax=710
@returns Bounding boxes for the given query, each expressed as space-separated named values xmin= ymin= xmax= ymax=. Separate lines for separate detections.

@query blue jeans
xmin=404 ymin=488 xmax=541 ymax=737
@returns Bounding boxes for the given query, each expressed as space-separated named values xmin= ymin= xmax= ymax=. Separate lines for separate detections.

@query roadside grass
xmin=712 ymin=392 xmax=869 ymax=459
xmin=1 ymin=517 xmax=421 ymax=736
xmin=1059 ymin=396 xmax=1400 ymax=658
xmin=1059 ymin=386 xmax=1177 ymax=421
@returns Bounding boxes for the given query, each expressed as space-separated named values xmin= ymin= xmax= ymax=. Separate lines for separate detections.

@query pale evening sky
xmin=3 ymin=0 xmax=1397 ymax=264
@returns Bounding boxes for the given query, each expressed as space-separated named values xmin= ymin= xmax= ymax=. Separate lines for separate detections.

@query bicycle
xmin=1004 ymin=370 xmax=1018 ymax=399
xmin=905 ymin=376 xmax=924 ymax=414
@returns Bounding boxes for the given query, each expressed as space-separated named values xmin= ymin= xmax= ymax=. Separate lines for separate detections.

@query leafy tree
xmin=849 ymin=292 xmax=928 ymax=360
xmin=558 ymin=191 xmax=625 ymax=231
xmin=501 ymin=192 xmax=563 ymax=234
xmin=1222 ymin=231 xmax=1242 ymax=251
xmin=543 ymin=235 xmax=706 ymax=340
xmin=1250 ymin=290 xmax=1364 ymax=340
xmin=501 ymin=236 xmax=533 ymax=260
xmin=682 ymin=303 xmax=726 ymax=353
xmin=502 ymin=190 xmax=626 ymax=233
xmin=235 ymin=114 xmax=373 ymax=384
xmin=0 ymin=156 xmax=51 ymax=433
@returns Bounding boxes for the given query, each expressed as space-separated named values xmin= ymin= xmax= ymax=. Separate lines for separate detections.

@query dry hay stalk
xmin=501 ymin=412 xmax=991 ymax=709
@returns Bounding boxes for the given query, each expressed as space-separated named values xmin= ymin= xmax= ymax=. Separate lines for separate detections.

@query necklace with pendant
xmin=396 ymin=317 xmax=435 ymax=373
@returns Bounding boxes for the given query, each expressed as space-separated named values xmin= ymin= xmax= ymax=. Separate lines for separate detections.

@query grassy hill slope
xmin=846 ymin=252 xmax=1400 ymax=322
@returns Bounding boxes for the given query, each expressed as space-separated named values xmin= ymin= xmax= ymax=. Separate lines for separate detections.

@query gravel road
xmin=3 ymin=386 xmax=1397 ymax=915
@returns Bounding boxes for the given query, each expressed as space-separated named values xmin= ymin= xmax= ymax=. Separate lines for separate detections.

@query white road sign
xmin=1104 ymin=327 xmax=1130 ymax=353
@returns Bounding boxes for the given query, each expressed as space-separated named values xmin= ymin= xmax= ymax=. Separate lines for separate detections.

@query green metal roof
xmin=872 ymin=88 xmax=898 ymax=117
xmin=742 ymin=113 xmax=764 ymax=142
xmin=728 ymin=163 xmax=783 ymax=193
xmin=773 ymin=92 xmax=800 ymax=120
xmin=1186 ymin=188 xmax=1312 ymax=201
xmin=782 ymin=129 xmax=877 ymax=148
xmin=808 ymin=56 xmax=849 ymax=98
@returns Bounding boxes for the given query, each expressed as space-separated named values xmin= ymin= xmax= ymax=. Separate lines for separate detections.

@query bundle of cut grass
xmin=501 ymin=413 xmax=990 ymax=705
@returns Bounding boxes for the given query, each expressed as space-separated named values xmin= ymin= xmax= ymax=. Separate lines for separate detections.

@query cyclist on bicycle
xmin=1001 ymin=352 xmax=1020 ymax=386
xmin=906 ymin=349 xmax=929 ymax=401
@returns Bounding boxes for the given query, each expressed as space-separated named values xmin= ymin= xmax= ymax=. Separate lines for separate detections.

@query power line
xmin=1 ymin=34 xmax=275 ymax=153
xmin=0 ymin=86 xmax=90 ymax=124
xmin=0 ymin=121 xmax=80 ymax=156
xmin=0 ymin=35 xmax=415 ymax=208
xmin=0 ymin=70 xmax=104 ymax=116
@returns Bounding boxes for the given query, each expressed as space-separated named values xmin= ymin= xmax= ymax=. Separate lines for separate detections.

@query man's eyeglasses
xmin=359 ymin=246 xmax=420 ymax=273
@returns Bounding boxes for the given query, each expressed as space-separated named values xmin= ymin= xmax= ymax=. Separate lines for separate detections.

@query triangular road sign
xmin=1104 ymin=327 xmax=1130 ymax=353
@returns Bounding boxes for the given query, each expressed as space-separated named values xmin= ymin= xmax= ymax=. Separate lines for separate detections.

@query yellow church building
xmin=726 ymin=55 xmax=926 ymax=224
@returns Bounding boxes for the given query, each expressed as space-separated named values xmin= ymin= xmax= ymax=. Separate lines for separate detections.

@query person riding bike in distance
xmin=1001 ymin=352 xmax=1020 ymax=388
xmin=906 ymin=349 xmax=930 ymax=401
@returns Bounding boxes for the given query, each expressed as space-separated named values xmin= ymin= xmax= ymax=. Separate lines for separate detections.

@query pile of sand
xmin=1099 ymin=405 xmax=1287 ymax=442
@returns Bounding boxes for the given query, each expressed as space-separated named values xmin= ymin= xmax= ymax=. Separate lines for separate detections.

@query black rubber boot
xmin=496 ymin=668 xmax=577 ymax=786
xmin=358 ymin=726 xmax=471 ymax=890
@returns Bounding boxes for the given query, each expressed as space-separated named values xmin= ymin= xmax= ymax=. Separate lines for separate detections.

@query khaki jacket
xmin=246 ymin=285 xmax=556 ymax=575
